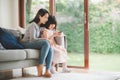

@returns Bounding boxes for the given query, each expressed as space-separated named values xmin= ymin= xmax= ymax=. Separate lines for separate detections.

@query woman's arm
xmin=29 ymin=25 xmax=38 ymax=40
xmin=29 ymin=23 xmax=45 ymax=41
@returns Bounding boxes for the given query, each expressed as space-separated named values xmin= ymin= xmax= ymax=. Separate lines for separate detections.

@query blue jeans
xmin=21 ymin=39 xmax=53 ymax=70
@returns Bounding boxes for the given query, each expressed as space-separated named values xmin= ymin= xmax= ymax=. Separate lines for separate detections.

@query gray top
xmin=21 ymin=22 xmax=45 ymax=42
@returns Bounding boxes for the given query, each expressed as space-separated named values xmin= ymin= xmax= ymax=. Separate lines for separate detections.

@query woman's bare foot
xmin=37 ymin=65 xmax=43 ymax=77
xmin=43 ymin=70 xmax=52 ymax=78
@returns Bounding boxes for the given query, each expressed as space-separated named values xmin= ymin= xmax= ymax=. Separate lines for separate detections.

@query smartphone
xmin=58 ymin=31 xmax=62 ymax=33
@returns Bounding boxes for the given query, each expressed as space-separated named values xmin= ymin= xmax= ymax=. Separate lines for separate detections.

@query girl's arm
xmin=42 ymin=29 xmax=59 ymax=39
xmin=41 ymin=29 xmax=53 ymax=45
xmin=41 ymin=28 xmax=47 ymax=38
xmin=42 ymin=29 xmax=61 ymax=45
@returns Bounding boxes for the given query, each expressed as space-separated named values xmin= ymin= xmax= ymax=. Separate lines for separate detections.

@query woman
xmin=21 ymin=8 xmax=53 ymax=78
xmin=41 ymin=15 xmax=70 ymax=73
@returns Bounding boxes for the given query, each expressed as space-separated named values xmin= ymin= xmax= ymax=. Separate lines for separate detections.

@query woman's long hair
xmin=29 ymin=8 xmax=49 ymax=24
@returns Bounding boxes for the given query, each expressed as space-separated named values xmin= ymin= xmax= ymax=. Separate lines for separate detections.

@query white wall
xmin=0 ymin=0 xmax=19 ymax=29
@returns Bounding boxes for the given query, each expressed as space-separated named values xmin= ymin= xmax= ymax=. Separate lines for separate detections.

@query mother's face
xmin=39 ymin=13 xmax=49 ymax=24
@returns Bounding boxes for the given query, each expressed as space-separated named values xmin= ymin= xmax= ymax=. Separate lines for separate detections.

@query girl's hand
xmin=53 ymin=32 xmax=61 ymax=37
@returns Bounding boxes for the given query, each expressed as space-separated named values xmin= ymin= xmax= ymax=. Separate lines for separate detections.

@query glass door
xmin=89 ymin=0 xmax=120 ymax=71
xmin=56 ymin=0 xmax=85 ymax=68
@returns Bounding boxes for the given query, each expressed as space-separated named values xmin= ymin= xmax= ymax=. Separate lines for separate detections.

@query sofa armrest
xmin=54 ymin=35 xmax=67 ymax=49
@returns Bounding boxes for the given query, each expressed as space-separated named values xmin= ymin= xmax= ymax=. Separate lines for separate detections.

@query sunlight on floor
xmin=1 ymin=66 xmax=120 ymax=80
xmin=11 ymin=67 xmax=120 ymax=80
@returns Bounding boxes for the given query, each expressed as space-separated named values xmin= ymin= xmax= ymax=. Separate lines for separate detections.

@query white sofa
xmin=0 ymin=28 xmax=67 ymax=71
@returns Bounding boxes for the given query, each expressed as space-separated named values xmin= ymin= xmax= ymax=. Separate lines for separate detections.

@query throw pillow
xmin=0 ymin=43 xmax=5 ymax=50
xmin=0 ymin=28 xmax=24 ymax=49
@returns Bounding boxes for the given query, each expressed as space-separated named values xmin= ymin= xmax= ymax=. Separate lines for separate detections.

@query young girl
xmin=41 ymin=15 xmax=70 ymax=73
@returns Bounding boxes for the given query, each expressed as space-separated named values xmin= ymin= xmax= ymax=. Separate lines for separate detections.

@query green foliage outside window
xmin=26 ymin=0 xmax=120 ymax=54
xmin=89 ymin=0 xmax=120 ymax=53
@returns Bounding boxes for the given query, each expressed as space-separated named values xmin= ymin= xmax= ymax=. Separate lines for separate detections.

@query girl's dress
xmin=46 ymin=29 xmax=67 ymax=64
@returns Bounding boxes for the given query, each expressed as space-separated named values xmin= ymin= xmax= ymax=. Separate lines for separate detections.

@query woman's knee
xmin=42 ymin=40 xmax=50 ymax=47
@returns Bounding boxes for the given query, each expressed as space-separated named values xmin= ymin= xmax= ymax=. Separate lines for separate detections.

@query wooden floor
xmin=0 ymin=66 xmax=120 ymax=80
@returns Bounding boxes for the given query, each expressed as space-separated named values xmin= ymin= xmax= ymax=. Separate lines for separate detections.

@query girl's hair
xmin=45 ymin=15 xmax=57 ymax=29
xmin=29 ymin=8 xmax=49 ymax=24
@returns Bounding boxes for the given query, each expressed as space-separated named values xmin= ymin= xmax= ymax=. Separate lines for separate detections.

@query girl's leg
xmin=62 ymin=62 xmax=71 ymax=73
xmin=50 ymin=62 xmax=56 ymax=74
xmin=62 ymin=62 xmax=67 ymax=69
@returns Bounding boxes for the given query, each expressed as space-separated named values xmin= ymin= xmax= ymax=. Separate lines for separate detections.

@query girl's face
xmin=48 ymin=24 xmax=55 ymax=30
xmin=39 ymin=13 xmax=49 ymax=24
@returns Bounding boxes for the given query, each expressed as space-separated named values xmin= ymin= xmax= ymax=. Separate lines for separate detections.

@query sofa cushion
xmin=0 ymin=50 xmax=26 ymax=61
xmin=24 ymin=49 xmax=39 ymax=59
xmin=0 ymin=28 xmax=24 ymax=49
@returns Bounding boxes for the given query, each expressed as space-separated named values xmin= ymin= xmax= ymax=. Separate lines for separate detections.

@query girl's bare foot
xmin=62 ymin=68 xmax=71 ymax=73
xmin=50 ymin=67 xmax=56 ymax=74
